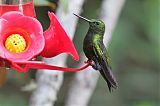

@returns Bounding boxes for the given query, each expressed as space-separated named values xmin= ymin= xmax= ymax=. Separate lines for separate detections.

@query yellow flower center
xmin=5 ymin=34 xmax=26 ymax=53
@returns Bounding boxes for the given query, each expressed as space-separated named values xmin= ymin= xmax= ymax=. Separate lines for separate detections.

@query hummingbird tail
xmin=99 ymin=67 xmax=118 ymax=91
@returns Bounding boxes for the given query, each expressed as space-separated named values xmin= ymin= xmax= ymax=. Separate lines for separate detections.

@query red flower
xmin=0 ymin=10 xmax=90 ymax=73
xmin=0 ymin=11 xmax=44 ymax=61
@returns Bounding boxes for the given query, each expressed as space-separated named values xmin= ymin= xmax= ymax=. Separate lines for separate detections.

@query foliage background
xmin=0 ymin=0 xmax=159 ymax=106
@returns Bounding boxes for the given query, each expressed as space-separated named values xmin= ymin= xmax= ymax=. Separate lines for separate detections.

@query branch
xmin=0 ymin=67 xmax=7 ymax=87
xmin=64 ymin=0 xmax=125 ymax=106
xmin=101 ymin=0 xmax=126 ymax=46
xmin=29 ymin=0 xmax=85 ymax=106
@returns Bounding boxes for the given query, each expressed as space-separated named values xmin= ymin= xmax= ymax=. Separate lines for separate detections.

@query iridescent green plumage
xmin=74 ymin=14 xmax=118 ymax=91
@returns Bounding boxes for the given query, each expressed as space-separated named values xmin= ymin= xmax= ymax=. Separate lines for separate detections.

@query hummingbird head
xmin=74 ymin=14 xmax=105 ymax=34
xmin=89 ymin=19 xmax=105 ymax=33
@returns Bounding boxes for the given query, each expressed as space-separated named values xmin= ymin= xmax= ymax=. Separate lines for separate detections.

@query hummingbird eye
xmin=95 ymin=22 xmax=100 ymax=26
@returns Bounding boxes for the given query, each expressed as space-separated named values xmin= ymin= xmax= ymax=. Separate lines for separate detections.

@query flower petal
xmin=0 ymin=18 xmax=8 ymax=58
xmin=1 ymin=11 xmax=23 ymax=22
xmin=41 ymin=12 xmax=79 ymax=61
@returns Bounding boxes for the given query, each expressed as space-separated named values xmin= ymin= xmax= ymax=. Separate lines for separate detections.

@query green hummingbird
xmin=74 ymin=14 xmax=118 ymax=91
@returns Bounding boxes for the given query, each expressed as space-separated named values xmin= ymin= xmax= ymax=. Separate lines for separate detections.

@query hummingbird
xmin=74 ymin=14 xmax=118 ymax=91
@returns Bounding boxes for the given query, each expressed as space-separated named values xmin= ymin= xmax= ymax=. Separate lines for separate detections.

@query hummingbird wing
xmin=93 ymin=41 xmax=118 ymax=91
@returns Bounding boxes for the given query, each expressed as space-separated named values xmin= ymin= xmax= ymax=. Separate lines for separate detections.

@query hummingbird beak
xmin=73 ymin=13 xmax=91 ymax=23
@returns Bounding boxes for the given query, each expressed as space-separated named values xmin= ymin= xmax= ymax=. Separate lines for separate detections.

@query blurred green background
xmin=0 ymin=0 xmax=159 ymax=106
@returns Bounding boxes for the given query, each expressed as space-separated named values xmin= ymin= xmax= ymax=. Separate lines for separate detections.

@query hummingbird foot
xmin=84 ymin=60 xmax=101 ymax=71
xmin=92 ymin=63 xmax=101 ymax=71
xmin=84 ymin=60 xmax=94 ymax=66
